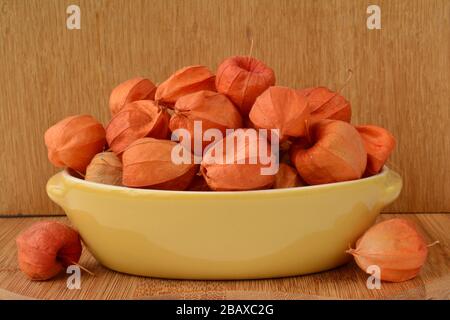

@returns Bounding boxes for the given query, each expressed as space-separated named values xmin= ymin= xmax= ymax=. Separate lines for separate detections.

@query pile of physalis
xmin=15 ymin=54 xmax=437 ymax=283
xmin=44 ymin=59 xmax=397 ymax=191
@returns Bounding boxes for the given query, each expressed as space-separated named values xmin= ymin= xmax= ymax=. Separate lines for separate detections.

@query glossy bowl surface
xmin=47 ymin=167 xmax=402 ymax=279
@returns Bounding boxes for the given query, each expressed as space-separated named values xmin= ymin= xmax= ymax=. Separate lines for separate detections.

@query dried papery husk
xmin=155 ymin=65 xmax=216 ymax=107
xmin=109 ymin=77 xmax=157 ymax=115
xmin=200 ymin=129 xmax=276 ymax=191
xmin=355 ymin=125 xmax=396 ymax=175
xmin=216 ymin=56 xmax=275 ymax=116
xmin=106 ymin=100 xmax=170 ymax=154
xmin=187 ymin=174 xmax=211 ymax=191
xmin=273 ymin=163 xmax=302 ymax=189
xmin=149 ymin=165 xmax=199 ymax=191
xmin=347 ymin=219 xmax=430 ymax=282
xmin=249 ymin=86 xmax=311 ymax=141
xmin=85 ymin=152 xmax=122 ymax=186
xmin=298 ymin=86 xmax=351 ymax=124
xmin=290 ymin=120 xmax=367 ymax=185
xmin=146 ymin=85 xmax=158 ymax=101
xmin=169 ymin=90 xmax=243 ymax=153
xmin=44 ymin=115 xmax=106 ymax=173
xmin=16 ymin=221 xmax=82 ymax=280
xmin=122 ymin=138 xmax=198 ymax=190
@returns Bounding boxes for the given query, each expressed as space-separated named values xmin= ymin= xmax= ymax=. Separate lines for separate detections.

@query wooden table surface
xmin=0 ymin=213 xmax=448 ymax=300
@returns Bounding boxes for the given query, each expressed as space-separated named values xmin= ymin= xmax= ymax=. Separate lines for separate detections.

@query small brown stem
xmin=74 ymin=170 xmax=85 ymax=178
xmin=240 ymin=38 xmax=256 ymax=107
xmin=247 ymin=38 xmax=254 ymax=60
xmin=336 ymin=68 xmax=353 ymax=94
xmin=345 ymin=244 xmax=358 ymax=256
xmin=427 ymin=240 xmax=440 ymax=248
xmin=69 ymin=260 xmax=95 ymax=276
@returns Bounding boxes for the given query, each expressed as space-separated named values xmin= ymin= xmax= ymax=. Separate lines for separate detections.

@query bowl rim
xmin=59 ymin=166 xmax=391 ymax=196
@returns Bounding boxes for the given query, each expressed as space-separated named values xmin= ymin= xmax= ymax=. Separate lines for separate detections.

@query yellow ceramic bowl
xmin=46 ymin=167 xmax=402 ymax=280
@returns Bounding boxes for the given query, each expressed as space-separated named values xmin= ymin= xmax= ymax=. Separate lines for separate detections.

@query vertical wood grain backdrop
xmin=0 ymin=0 xmax=448 ymax=215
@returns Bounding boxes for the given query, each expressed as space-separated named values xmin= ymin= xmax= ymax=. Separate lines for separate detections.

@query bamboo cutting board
xmin=0 ymin=0 xmax=449 ymax=215
xmin=0 ymin=214 xmax=449 ymax=299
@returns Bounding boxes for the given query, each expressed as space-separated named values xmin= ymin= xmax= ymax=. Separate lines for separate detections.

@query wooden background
xmin=0 ymin=0 xmax=448 ymax=215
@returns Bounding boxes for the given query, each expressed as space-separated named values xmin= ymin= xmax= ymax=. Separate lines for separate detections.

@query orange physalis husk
xmin=109 ymin=77 xmax=157 ymax=115
xmin=355 ymin=124 xmax=396 ymax=175
xmin=155 ymin=65 xmax=216 ymax=106
xmin=169 ymin=90 xmax=243 ymax=153
xmin=106 ymin=100 xmax=170 ymax=154
xmin=16 ymin=221 xmax=82 ymax=280
xmin=290 ymin=120 xmax=367 ymax=185
xmin=249 ymin=86 xmax=311 ymax=141
xmin=216 ymin=56 xmax=275 ymax=116
xmin=85 ymin=152 xmax=123 ymax=186
xmin=347 ymin=218 xmax=430 ymax=282
xmin=44 ymin=115 xmax=106 ymax=173
xmin=273 ymin=163 xmax=302 ymax=189
xmin=122 ymin=138 xmax=198 ymax=190
xmin=298 ymin=87 xmax=351 ymax=124
xmin=200 ymin=129 xmax=276 ymax=191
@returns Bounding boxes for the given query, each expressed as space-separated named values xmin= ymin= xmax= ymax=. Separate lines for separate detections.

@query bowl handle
xmin=46 ymin=171 xmax=67 ymax=207
xmin=382 ymin=168 xmax=403 ymax=206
